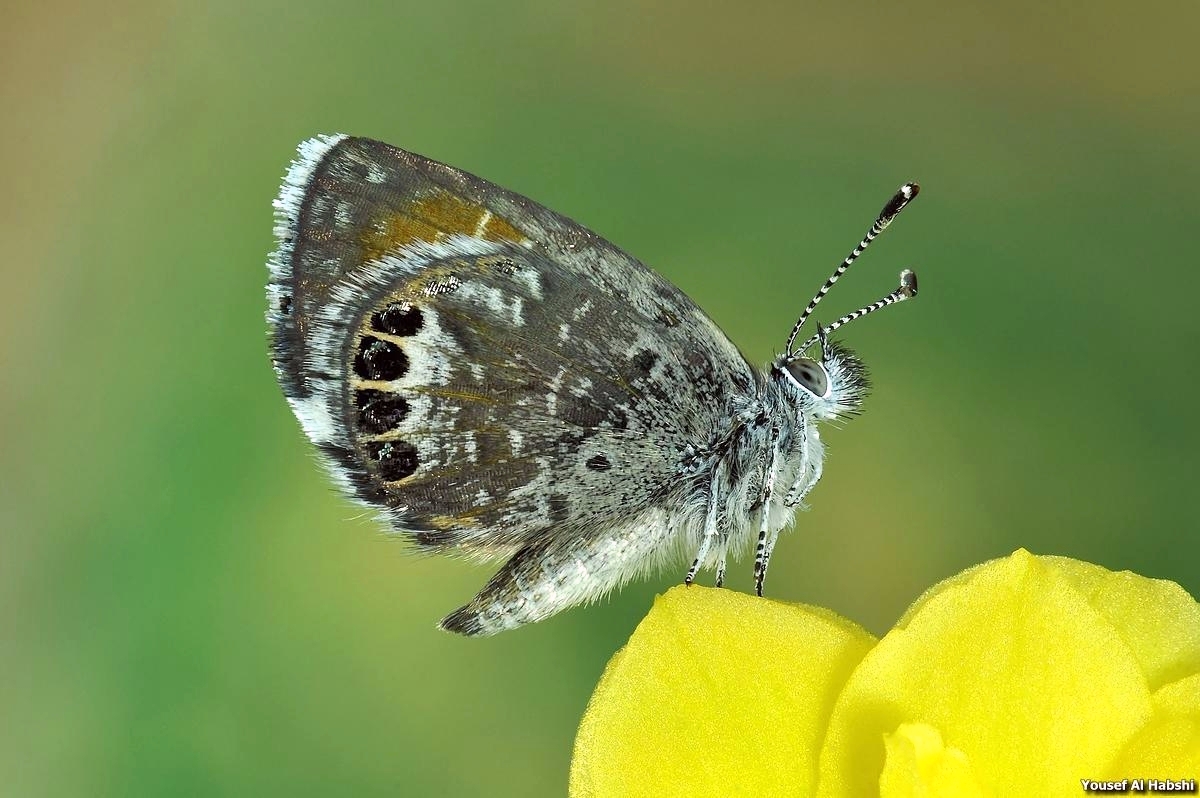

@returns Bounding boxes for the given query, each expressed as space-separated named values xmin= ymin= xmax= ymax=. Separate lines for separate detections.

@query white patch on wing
xmin=384 ymin=305 xmax=459 ymax=389
xmin=545 ymin=366 xmax=567 ymax=415
xmin=267 ymin=134 xmax=347 ymax=283
xmin=288 ymin=393 xmax=339 ymax=446
xmin=309 ymin=193 xmax=331 ymax=222
xmin=337 ymin=142 xmax=389 ymax=185
xmin=511 ymin=265 xmax=543 ymax=301
xmin=334 ymin=199 xmax=354 ymax=230
xmin=265 ymin=283 xmax=289 ymax=318
xmin=571 ymin=299 xmax=593 ymax=321
xmin=474 ymin=210 xmax=493 ymax=236
xmin=312 ymin=447 xmax=363 ymax=500
xmin=453 ymin=282 xmax=525 ymax=327
xmin=568 ymin=375 xmax=593 ymax=398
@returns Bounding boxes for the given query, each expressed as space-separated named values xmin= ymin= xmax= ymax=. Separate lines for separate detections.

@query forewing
xmin=267 ymin=135 xmax=756 ymax=555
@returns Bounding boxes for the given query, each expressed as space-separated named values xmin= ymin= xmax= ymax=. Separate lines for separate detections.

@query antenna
xmin=784 ymin=182 xmax=920 ymax=357
xmin=795 ymin=269 xmax=918 ymax=354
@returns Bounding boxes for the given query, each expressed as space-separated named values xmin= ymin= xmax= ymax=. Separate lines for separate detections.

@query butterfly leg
xmin=784 ymin=455 xmax=823 ymax=509
xmin=767 ymin=454 xmax=825 ymax=585
xmin=685 ymin=470 xmax=723 ymax=586
xmin=715 ymin=538 xmax=729 ymax=588
xmin=783 ymin=418 xmax=821 ymax=509
xmin=760 ymin=511 xmax=790 ymax=594
xmin=754 ymin=424 xmax=782 ymax=596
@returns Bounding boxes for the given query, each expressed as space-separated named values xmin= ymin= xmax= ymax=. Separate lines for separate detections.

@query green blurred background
xmin=4 ymin=1 xmax=1198 ymax=794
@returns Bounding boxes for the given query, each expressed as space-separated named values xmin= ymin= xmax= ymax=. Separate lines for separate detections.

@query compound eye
xmin=784 ymin=357 xmax=829 ymax=397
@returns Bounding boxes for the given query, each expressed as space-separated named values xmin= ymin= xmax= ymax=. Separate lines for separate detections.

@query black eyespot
xmin=354 ymin=336 xmax=408 ymax=381
xmin=784 ymin=358 xmax=830 ymax=396
xmin=585 ymin=454 xmax=612 ymax=472
xmin=356 ymin=389 xmax=411 ymax=434
xmin=631 ymin=349 xmax=658 ymax=375
xmin=372 ymin=303 xmax=423 ymax=336
xmin=279 ymin=295 xmax=293 ymax=315
xmin=367 ymin=440 xmax=419 ymax=481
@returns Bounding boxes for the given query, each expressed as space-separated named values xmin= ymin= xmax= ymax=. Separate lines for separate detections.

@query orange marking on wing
xmin=426 ymin=515 xmax=459 ymax=530
xmin=361 ymin=191 xmax=527 ymax=261
xmin=480 ymin=213 xmax=525 ymax=243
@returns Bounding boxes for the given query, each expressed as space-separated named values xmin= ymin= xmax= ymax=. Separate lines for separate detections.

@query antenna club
xmin=784 ymin=182 xmax=922 ymax=357
xmin=882 ymin=182 xmax=921 ymax=219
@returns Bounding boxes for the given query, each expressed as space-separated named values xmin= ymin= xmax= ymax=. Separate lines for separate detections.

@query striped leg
xmin=759 ymin=433 xmax=822 ymax=594
xmin=754 ymin=425 xmax=782 ymax=596
xmin=785 ymin=455 xmax=822 ymax=509
xmin=685 ymin=470 xmax=722 ymax=586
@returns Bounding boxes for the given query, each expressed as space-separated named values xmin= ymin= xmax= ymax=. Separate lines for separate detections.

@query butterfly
xmin=267 ymin=134 xmax=920 ymax=635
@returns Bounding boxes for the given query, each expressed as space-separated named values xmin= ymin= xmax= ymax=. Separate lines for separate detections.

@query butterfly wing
xmin=267 ymin=135 xmax=757 ymax=633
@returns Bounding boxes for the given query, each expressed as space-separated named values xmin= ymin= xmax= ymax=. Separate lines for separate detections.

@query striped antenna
xmin=796 ymin=269 xmax=918 ymax=354
xmin=784 ymin=182 xmax=920 ymax=357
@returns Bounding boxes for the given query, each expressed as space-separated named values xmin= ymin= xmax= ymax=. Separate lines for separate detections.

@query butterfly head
xmin=774 ymin=325 xmax=869 ymax=420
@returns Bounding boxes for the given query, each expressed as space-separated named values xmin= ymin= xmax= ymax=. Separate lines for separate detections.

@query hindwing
xmin=267 ymin=135 xmax=756 ymax=555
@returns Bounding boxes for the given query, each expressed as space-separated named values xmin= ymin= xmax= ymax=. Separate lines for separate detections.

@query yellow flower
xmin=570 ymin=550 xmax=1200 ymax=797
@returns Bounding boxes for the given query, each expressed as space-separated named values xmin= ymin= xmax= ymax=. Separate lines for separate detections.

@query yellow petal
xmin=1040 ymin=555 xmax=1200 ymax=690
xmin=1153 ymin=672 xmax=1200 ymax=715
xmin=879 ymin=723 xmax=986 ymax=798
xmin=570 ymin=585 xmax=876 ymax=798
xmin=817 ymin=550 xmax=1153 ymax=796
xmin=903 ymin=555 xmax=1200 ymax=690
xmin=1104 ymin=672 xmax=1200 ymax=773
xmin=1103 ymin=714 xmax=1200 ymax=773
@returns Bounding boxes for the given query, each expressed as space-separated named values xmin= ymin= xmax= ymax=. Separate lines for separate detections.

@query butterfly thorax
xmin=674 ymin=339 xmax=870 ymax=580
